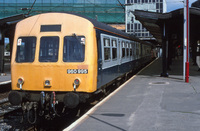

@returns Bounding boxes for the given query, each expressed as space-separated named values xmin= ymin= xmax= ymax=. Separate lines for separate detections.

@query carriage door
xmin=97 ymin=32 xmax=103 ymax=88
xmin=118 ymin=39 xmax=122 ymax=73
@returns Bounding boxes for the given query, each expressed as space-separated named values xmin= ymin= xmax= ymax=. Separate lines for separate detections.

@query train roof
xmin=37 ymin=12 xmax=141 ymax=42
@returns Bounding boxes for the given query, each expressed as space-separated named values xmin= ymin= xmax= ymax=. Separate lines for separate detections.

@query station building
xmin=125 ymin=0 xmax=167 ymax=40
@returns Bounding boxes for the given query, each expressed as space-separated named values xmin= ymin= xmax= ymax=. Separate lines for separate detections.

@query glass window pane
xmin=63 ymin=36 xmax=85 ymax=62
xmin=126 ymin=43 xmax=129 ymax=57
xmin=127 ymin=23 xmax=130 ymax=32
xmin=156 ymin=3 xmax=159 ymax=9
xmin=104 ymin=38 xmax=111 ymax=61
xmin=112 ymin=40 xmax=117 ymax=60
xmin=122 ymin=48 xmax=125 ymax=58
xmin=39 ymin=36 xmax=59 ymax=62
xmin=16 ymin=37 xmax=36 ymax=63
xmin=104 ymin=48 xmax=111 ymax=60
xmin=122 ymin=41 xmax=125 ymax=58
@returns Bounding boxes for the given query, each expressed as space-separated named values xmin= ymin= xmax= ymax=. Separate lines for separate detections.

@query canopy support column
xmin=161 ymin=22 xmax=169 ymax=77
xmin=0 ymin=29 xmax=5 ymax=73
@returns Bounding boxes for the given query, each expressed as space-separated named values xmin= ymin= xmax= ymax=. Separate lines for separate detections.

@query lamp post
xmin=184 ymin=0 xmax=189 ymax=82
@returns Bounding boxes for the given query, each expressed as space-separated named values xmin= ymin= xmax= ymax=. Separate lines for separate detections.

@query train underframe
xmin=9 ymin=90 xmax=91 ymax=124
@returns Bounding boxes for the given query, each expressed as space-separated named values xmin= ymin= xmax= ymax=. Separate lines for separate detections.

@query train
xmin=8 ymin=12 xmax=154 ymax=123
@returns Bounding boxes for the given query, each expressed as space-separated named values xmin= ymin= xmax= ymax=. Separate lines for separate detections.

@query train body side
xmin=95 ymin=29 xmax=152 ymax=89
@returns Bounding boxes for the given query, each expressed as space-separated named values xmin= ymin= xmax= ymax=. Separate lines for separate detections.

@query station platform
xmin=65 ymin=57 xmax=200 ymax=131
xmin=0 ymin=74 xmax=11 ymax=85
xmin=0 ymin=63 xmax=11 ymax=85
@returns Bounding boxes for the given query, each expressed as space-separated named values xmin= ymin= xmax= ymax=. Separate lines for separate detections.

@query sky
xmin=167 ymin=0 xmax=197 ymax=12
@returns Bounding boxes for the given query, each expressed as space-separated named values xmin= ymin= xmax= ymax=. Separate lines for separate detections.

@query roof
xmin=0 ymin=14 xmax=24 ymax=26
xmin=132 ymin=7 xmax=200 ymax=44
xmin=0 ymin=12 xmax=144 ymax=44
xmin=0 ymin=14 xmax=25 ymax=38
xmin=43 ymin=12 xmax=141 ymax=42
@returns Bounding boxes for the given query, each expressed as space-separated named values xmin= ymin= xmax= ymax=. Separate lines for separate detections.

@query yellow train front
xmin=8 ymin=13 xmax=98 ymax=121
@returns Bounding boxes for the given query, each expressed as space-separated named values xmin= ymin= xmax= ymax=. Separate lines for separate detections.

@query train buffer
xmin=64 ymin=57 xmax=200 ymax=131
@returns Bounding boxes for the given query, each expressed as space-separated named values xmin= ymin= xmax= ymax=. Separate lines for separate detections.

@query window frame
xmin=15 ymin=36 xmax=37 ymax=63
xmin=39 ymin=36 xmax=59 ymax=63
xmin=103 ymin=37 xmax=111 ymax=62
xmin=126 ymin=42 xmax=130 ymax=57
xmin=111 ymin=39 xmax=117 ymax=61
xmin=122 ymin=41 xmax=126 ymax=58
xmin=63 ymin=35 xmax=85 ymax=62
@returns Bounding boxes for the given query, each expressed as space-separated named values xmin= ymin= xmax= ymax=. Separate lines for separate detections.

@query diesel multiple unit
xmin=8 ymin=12 xmax=153 ymax=123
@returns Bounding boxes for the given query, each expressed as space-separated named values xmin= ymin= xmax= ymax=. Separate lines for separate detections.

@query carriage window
xmin=16 ymin=37 xmax=36 ymax=63
xmin=126 ymin=42 xmax=129 ymax=57
xmin=136 ymin=43 xmax=139 ymax=56
xmin=112 ymin=39 xmax=117 ymax=60
xmin=130 ymin=44 xmax=133 ymax=56
xmin=63 ymin=36 xmax=85 ymax=62
xmin=122 ymin=41 xmax=125 ymax=58
xmin=104 ymin=38 xmax=111 ymax=61
xmin=39 ymin=36 xmax=59 ymax=62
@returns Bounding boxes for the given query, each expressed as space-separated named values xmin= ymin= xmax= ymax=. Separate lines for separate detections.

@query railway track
xmin=0 ymin=98 xmax=21 ymax=118
xmin=0 ymin=98 xmax=35 ymax=130
xmin=0 ymin=84 xmax=23 ymax=130
xmin=0 ymin=83 xmax=18 ymax=119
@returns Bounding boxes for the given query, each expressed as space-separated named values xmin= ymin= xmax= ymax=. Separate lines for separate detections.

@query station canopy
xmin=132 ymin=7 xmax=200 ymax=45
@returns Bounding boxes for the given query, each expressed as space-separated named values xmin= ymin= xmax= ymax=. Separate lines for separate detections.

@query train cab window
xmin=39 ymin=36 xmax=59 ymax=62
xmin=63 ymin=36 xmax=85 ymax=62
xmin=16 ymin=37 xmax=36 ymax=63
xmin=112 ymin=39 xmax=117 ymax=60
xmin=103 ymin=38 xmax=111 ymax=61
xmin=122 ymin=41 xmax=126 ymax=58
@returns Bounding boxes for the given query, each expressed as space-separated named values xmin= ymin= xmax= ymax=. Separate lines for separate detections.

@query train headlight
xmin=73 ymin=79 xmax=80 ymax=91
xmin=74 ymin=79 xmax=80 ymax=86
xmin=44 ymin=80 xmax=51 ymax=87
xmin=17 ymin=78 xmax=24 ymax=90
xmin=18 ymin=78 xmax=24 ymax=85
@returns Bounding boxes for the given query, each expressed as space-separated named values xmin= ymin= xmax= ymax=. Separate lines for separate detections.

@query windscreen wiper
xmin=73 ymin=33 xmax=85 ymax=45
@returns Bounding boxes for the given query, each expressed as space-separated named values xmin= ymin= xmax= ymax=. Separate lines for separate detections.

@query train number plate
xmin=67 ymin=69 xmax=88 ymax=74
